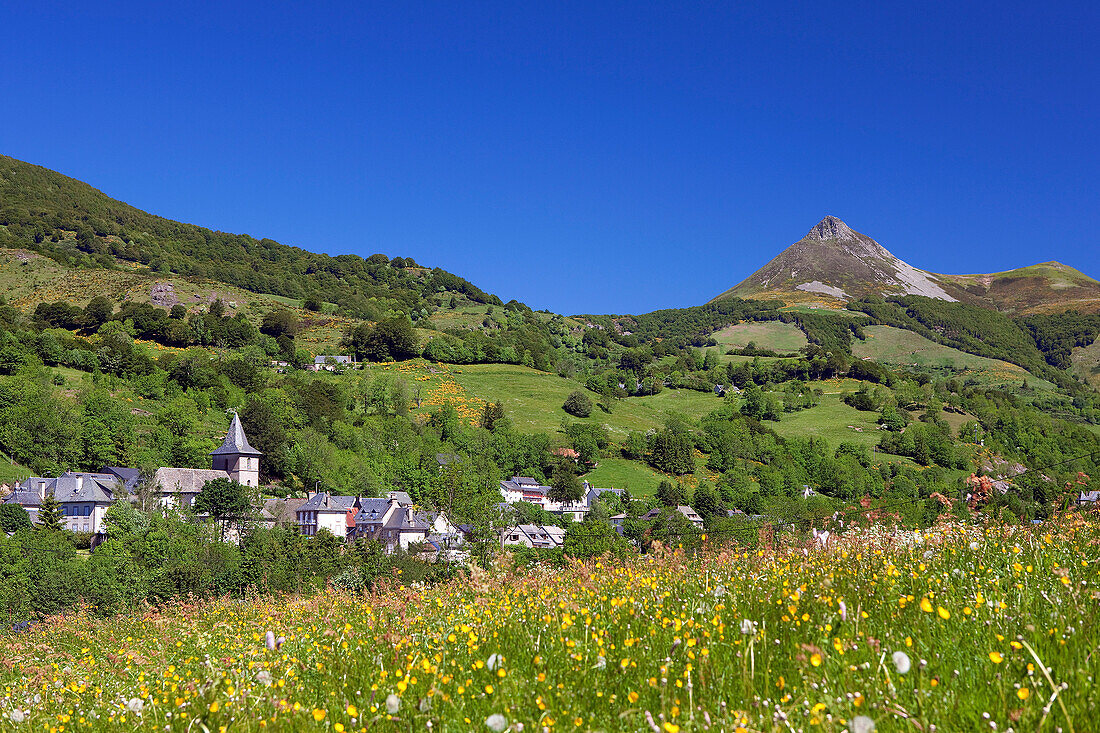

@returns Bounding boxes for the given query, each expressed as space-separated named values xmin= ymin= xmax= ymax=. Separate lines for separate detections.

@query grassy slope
xmin=1070 ymin=339 xmax=1100 ymax=388
xmin=451 ymin=364 xmax=723 ymax=436
xmin=853 ymin=325 xmax=1055 ymax=389
xmin=711 ymin=320 xmax=808 ymax=351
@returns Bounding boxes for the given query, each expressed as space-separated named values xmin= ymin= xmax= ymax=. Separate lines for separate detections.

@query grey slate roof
xmin=300 ymin=492 xmax=359 ymax=512
xmin=153 ymin=468 xmax=229 ymax=495
xmin=100 ymin=467 xmax=141 ymax=492
xmin=354 ymin=498 xmax=395 ymax=524
xmin=386 ymin=491 xmax=413 ymax=506
xmin=211 ymin=413 xmax=262 ymax=457
xmin=262 ymin=498 xmax=307 ymax=526
xmin=7 ymin=473 xmax=123 ymax=507
xmin=383 ymin=506 xmax=430 ymax=531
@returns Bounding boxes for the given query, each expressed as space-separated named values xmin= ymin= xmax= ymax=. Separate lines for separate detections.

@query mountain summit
xmin=710 ymin=216 xmax=958 ymax=303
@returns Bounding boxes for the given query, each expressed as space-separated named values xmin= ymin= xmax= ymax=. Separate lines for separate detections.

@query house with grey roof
xmin=297 ymin=492 xmax=360 ymax=538
xmin=309 ymin=355 xmax=354 ymax=371
xmin=499 ymin=477 xmax=626 ymax=522
xmin=4 ymin=472 xmax=127 ymax=535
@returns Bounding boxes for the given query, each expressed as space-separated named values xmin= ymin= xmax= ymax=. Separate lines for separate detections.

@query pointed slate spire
xmin=210 ymin=412 xmax=262 ymax=457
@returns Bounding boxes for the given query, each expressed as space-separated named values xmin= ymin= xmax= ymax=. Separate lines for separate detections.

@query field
xmin=3 ymin=518 xmax=1098 ymax=731
xmin=711 ymin=321 xmax=808 ymax=353
xmin=1070 ymin=339 xmax=1100 ymax=388
xmin=450 ymin=364 xmax=722 ymax=437
xmin=853 ymin=326 xmax=1053 ymax=389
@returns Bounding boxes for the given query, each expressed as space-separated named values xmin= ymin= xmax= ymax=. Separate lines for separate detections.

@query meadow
xmin=3 ymin=517 xmax=1098 ymax=732
xmin=853 ymin=327 xmax=1053 ymax=390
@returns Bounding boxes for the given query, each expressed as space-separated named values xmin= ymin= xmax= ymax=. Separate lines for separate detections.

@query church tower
xmin=210 ymin=413 xmax=262 ymax=488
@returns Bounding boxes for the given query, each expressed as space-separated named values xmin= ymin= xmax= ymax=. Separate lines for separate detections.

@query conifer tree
xmin=36 ymin=494 xmax=64 ymax=531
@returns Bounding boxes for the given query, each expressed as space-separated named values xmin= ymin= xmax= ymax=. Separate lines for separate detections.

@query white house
xmin=296 ymin=492 xmax=360 ymax=538
xmin=498 ymin=476 xmax=604 ymax=521
xmin=4 ymin=473 xmax=125 ymax=535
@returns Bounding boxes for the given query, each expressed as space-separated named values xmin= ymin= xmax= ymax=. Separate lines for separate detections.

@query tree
xmin=480 ymin=401 xmax=506 ymax=431
xmin=193 ymin=478 xmax=251 ymax=540
xmin=547 ymin=461 xmax=584 ymax=504
xmin=0 ymin=504 xmax=32 ymax=534
xmin=563 ymin=390 xmax=592 ymax=418
xmin=82 ymin=296 xmax=115 ymax=329
xmin=563 ymin=518 xmax=629 ymax=559
xmin=656 ymin=480 xmax=689 ymax=507
xmin=691 ymin=484 xmax=722 ymax=520
xmin=261 ymin=309 xmax=299 ymax=338
xmin=209 ymin=298 xmax=226 ymax=318
xmin=36 ymin=494 xmax=64 ymax=531
xmin=303 ymin=295 xmax=322 ymax=312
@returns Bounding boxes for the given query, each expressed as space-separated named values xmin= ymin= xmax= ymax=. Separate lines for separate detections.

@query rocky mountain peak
xmin=804 ymin=215 xmax=857 ymax=242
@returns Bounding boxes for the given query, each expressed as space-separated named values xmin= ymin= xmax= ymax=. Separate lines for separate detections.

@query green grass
xmin=3 ymin=519 xmax=1097 ymax=731
xmin=854 ymin=325 xmax=1054 ymax=389
xmin=451 ymin=364 xmax=723 ymax=437
xmin=582 ymin=457 xmax=665 ymax=497
xmin=711 ymin=320 xmax=808 ymax=352
xmin=1070 ymin=338 xmax=1100 ymax=388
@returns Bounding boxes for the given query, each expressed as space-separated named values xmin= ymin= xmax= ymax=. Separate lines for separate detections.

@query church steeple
xmin=210 ymin=412 xmax=262 ymax=487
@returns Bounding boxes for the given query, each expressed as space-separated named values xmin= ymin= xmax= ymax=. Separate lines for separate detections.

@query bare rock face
xmin=150 ymin=282 xmax=178 ymax=307
xmin=804 ymin=215 xmax=858 ymax=243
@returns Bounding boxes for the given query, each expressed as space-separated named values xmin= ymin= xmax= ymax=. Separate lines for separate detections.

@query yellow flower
xmin=937 ymin=606 xmax=950 ymax=620
xmin=663 ymin=724 xmax=680 ymax=733
xmin=810 ymin=653 xmax=822 ymax=667
xmin=1017 ymin=687 xmax=1030 ymax=700
xmin=312 ymin=709 xmax=326 ymax=722
xmin=989 ymin=651 xmax=1004 ymax=664
xmin=209 ymin=701 xmax=220 ymax=713
xmin=628 ymin=691 xmax=639 ymax=703
xmin=346 ymin=704 xmax=358 ymax=717
xmin=920 ymin=597 xmax=933 ymax=613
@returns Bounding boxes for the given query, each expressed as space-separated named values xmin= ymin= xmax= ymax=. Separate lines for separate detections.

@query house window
xmin=83 ymin=524 xmax=89 ymax=532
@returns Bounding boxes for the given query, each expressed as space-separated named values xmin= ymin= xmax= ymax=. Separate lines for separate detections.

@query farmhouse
xmin=498 ymin=476 xmax=624 ymax=521
xmin=641 ymin=505 xmax=704 ymax=527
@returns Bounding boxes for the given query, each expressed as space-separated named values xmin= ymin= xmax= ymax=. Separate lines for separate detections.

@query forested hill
xmin=0 ymin=154 xmax=498 ymax=319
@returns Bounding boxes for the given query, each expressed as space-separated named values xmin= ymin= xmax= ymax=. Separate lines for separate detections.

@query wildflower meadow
xmin=2 ymin=517 xmax=1098 ymax=732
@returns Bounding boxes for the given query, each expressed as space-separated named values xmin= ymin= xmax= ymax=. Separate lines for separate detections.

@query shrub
xmin=563 ymin=390 xmax=592 ymax=417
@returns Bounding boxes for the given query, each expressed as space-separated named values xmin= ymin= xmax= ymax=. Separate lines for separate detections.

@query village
xmin=1 ymin=412 xmax=715 ymax=559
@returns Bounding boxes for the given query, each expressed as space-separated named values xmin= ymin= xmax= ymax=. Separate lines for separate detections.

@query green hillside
xmin=0 ymin=154 xmax=496 ymax=319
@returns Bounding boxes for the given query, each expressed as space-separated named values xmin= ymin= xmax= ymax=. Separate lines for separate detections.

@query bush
xmin=563 ymin=390 xmax=592 ymax=417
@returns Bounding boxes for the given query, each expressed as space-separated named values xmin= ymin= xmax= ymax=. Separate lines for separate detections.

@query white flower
xmin=838 ymin=600 xmax=848 ymax=622
xmin=892 ymin=650 xmax=911 ymax=675
xmin=851 ymin=715 xmax=875 ymax=733
xmin=386 ymin=694 xmax=401 ymax=715
xmin=740 ymin=619 xmax=756 ymax=635
xmin=712 ymin=585 xmax=727 ymax=598
xmin=9 ymin=709 xmax=25 ymax=724
xmin=275 ymin=636 xmax=286 ymax=650
xmin=969 ymin=541 xmax=980 ymax=551
xmin=127 ymin=697 xmax=144 ymax=714
xmin=265 ymin=631 xmax=276 ymax=651
xmin=256 ymin=670 xmax=273 ymax=686
xmin=485 ymin=713 xmax=509 ymax=732
xmin=595 ymin=655 xmax=607 ymax=670
xmin=486 ymin=653 xmax=501 ymax=671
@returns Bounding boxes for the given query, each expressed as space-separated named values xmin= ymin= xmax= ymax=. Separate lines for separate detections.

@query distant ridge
xmin=710 ymin=216 xmax=1100 ymax=314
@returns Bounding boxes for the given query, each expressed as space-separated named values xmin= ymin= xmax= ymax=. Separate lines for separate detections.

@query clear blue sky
xmin=3 ymin=1 xmax=1097 ymax=314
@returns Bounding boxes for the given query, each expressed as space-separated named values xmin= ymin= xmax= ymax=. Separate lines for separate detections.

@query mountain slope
xmin=711 ymin=216 xmax=1100 ymax=314
xmin=710 ymin=216 xmax=959 ymax=304
xmin=0 ymin=154 xmax=498 ymax=319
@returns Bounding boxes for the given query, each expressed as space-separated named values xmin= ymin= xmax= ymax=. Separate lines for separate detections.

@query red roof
xmin=346 ymin=509 xmax=357 ymax=528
